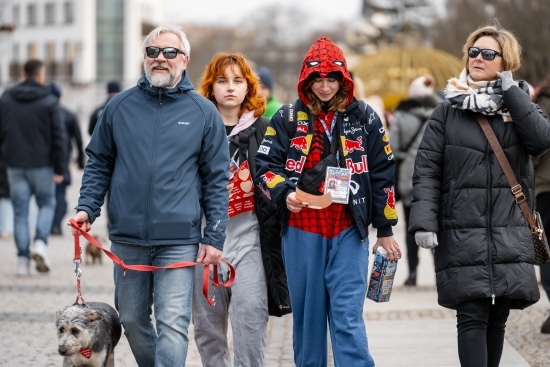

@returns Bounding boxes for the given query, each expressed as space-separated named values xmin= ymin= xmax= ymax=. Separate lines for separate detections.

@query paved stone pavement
xmin=0 ymin=164 xmax=547 ymax=366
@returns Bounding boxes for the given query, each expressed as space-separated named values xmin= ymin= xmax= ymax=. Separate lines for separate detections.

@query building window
xmin=45 ymin=3 xmax=56 ymax=25
xmin=27 ymin=4 xmax=37 ymax=26
xmin=13 ymin=6 xmax=20 ymax=26
xmin=45 ymin=42 xmax=56 ymax=61
xmin=64 ymin=2 xmax=74 ymax=24
xmin=64 ymin=42 xmax=74 ymax=61
xmin=27 ymin=43 xmax=38 ymax=59
xmin=12 ymin=44 xmax=20 ymax=62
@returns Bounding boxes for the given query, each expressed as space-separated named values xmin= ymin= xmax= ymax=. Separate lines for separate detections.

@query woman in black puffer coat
xmin=409 ymin=24 xmax=550 ymax=367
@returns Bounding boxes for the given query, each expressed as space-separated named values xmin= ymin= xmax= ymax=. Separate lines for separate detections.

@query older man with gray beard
xmin=69 ymin=24 xmax=230 ymax=367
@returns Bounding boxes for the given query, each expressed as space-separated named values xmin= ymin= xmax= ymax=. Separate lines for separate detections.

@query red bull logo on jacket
xmin=345 ymin=155 xmax=369 ymax=174
xmin=285 ymin=156 xmax=306 ymax=173
xmin=289 ymin=134 xmax=312 ymax=153
xmin=262 ymin=171 xmax=285 ymax=188
xmin=341 ymin=136 xmax=364 ymax=156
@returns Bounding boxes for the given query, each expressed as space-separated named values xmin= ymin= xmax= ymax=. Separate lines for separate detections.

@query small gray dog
xmin=56 ymin=302 xmax=122 ymax=367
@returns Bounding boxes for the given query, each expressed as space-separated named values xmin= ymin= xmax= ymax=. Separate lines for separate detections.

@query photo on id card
xmin=324 ymin=166 xmax=351 ymax=204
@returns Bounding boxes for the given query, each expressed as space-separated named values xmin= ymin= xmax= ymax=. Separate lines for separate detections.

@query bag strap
xmin=283 ymin=103 xmax=297 ymax=138
xmin=475 ymin=114 xmax=537 ymax=233
xmin=403 ymin=120 xmax=426 ymax=155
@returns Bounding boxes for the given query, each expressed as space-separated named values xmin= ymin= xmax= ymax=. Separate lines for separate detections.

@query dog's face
xmin=55 ymin=304 xmax=102 ymax=357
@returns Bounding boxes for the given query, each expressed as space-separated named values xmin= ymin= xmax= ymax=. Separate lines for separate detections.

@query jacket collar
xmin=137 ymin=70 xmax=194 ymax=101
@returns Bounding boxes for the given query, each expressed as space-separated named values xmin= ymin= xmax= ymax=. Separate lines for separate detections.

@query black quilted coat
xmin=409 ymin=83 xmax=550 ymax=310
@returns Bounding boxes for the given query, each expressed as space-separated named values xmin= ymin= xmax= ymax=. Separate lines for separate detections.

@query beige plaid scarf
xmin=444 ymin=69 xmax=513 ymax=122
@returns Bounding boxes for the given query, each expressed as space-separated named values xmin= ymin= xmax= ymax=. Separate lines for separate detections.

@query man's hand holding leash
xmin=69 ymin=211 xmax=92 ymax=235
xmin=196 ymin=245 xmax=222 ymax=265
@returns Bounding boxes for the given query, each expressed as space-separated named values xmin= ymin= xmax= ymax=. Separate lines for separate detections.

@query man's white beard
xmin=146 ymin=70 xmax=174 ymax=88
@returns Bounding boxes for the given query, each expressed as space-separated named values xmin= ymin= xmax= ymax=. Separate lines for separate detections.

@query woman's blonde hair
xmin=303 ymin=79 xmax=350 ymax=115
xmin=462 ymin=23 xmax=522 ymax=72
xmin=199 ymin=53 xmax=266 ymax=118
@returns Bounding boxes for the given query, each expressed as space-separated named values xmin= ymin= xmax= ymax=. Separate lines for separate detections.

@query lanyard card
xmin=324 ymin=166 xmax=351 ymax=204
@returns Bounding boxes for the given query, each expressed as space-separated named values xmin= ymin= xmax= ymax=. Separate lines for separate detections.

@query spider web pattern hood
xmin=297 ymin=37 xmax=354 ymax=106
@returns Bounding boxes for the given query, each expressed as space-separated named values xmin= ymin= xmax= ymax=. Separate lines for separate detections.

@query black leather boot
xmin=404 ymin=270 xmax=417 ymax=286
xmin=405 ymin=261 xmax=418 ymax=286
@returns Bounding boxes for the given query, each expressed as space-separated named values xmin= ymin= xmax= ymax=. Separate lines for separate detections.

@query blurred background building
xmin=0 ymin=0 xmax=549 ymax=117
xmin=0 ymin=0 xmax=163 ymax=85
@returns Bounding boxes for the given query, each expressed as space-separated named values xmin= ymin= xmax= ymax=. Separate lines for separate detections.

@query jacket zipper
xmin=144 ymin=90 xmax=163 ymax=242
xmin=485 ymin=135 xmax=496 ymax=304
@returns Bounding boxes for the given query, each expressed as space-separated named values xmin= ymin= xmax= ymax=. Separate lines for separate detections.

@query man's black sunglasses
xmin=468 ymin=47 xmax=502 ymax=61
xmin=145 ymin=46 xmax=185 ymax=59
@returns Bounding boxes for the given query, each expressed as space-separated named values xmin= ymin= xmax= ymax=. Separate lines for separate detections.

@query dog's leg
xmin=105 ymin=352 xmax=115 ymax=367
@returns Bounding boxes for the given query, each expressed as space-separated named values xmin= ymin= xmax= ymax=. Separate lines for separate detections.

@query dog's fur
xmin=56 ymin=302 xmax=121 ymax=367
xmin=85 ymin=236 xmax=105 ymax=265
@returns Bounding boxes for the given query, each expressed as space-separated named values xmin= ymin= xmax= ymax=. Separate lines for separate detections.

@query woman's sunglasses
xmin=145 ymin=46 xmax=185 ymax=59
xmin=468 ymin=47 xmax=502 ymax=61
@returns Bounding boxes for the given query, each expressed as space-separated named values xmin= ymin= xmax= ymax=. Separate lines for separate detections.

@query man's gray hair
xmin=142 ymin=24 xmax=191 ymax=58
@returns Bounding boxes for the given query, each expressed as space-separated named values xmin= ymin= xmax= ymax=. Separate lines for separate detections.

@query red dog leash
xmin=68 ymin=219 xmax=235 ymax=306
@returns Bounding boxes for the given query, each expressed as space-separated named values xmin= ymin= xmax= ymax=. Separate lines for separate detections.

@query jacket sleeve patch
xmin=384 ymin=187 xmax=398 ymax=219
xmin=261 ymin=171 xmax=286 ymax=189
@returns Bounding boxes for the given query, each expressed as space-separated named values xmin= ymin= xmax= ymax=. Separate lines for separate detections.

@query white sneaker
xmin=30 ymin=239 xmax=51 ymax=273
xmin=17 ymin=256 xmax=30 ymax=276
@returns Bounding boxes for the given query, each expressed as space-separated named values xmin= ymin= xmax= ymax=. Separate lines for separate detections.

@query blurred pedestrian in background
xmin=88 ymin=80 xmax=121 ymax=136
xmin=49 ymin=83 xmax=85 ymax=236
xmin=193 ymin=52 xmax=290 ymax=367
xmin=0 ymin=159 xmax=13 ymax=239
xmin=391 ymin=74 xmax=440 ymax=286
xmin=409 ymin=24 xmax=550 ymax=366
xmin=0 ymin=59 xmax=66 ymax=276
xmin=257 ymin=66 xmax=283 ymax=119
xmin=255 ymin=37 xmax=399 ymax=367
xmin=531 ymin=79 xmax=550 ymax=334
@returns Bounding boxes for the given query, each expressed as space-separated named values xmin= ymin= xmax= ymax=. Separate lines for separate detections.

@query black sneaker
xmin=50 ymin=226 xmax=62 ymax=236
xmin=542 ymin=311 xmax=550 ymax=334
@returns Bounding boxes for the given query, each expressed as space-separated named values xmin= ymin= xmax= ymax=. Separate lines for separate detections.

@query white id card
xmin=324 ymin=167 xmax=352 ymax=204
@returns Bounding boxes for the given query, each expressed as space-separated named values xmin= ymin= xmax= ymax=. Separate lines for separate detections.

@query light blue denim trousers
xmin=0 ymin=198 xmax=13 ymax=234
xmin=7 ymin=167 xmax=55 ymax=257
xmin=112 ymin=241 xmax=198 ymax=367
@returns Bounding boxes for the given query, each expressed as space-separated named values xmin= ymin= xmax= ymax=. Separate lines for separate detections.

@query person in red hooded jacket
xmin=255 ymin=37 xmax=400 ymax=366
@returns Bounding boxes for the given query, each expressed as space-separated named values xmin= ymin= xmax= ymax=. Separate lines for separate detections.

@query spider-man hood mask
xmin=298 ymin=37 xmax=354 ymax=106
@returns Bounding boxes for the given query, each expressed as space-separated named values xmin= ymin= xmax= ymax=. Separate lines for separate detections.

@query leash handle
xmin=68 ymin=219 xmax=235 ymax=306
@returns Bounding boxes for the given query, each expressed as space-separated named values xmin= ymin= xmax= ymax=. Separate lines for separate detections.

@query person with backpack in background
xmin=192 ymin=52 xmax=290 ymax=367
xmin=391 ymin=74 xmax=441 ymax=286
xmin=255 ymin=37 xmax=400 ymax=367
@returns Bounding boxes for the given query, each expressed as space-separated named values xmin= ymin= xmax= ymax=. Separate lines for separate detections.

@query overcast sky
xmin=164 ymin=0 xmax=363 ymax=26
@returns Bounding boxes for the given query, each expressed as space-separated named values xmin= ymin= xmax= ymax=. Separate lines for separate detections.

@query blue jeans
xmin=112 ymin=242 xmax=198 ymax=367
xmin=7 ymin=167 xmax=56 ymax=257
xmin=283 ymin=226 xmax=374 ymax=367
xmin=0 ymin=198 xmax=13 ymax=234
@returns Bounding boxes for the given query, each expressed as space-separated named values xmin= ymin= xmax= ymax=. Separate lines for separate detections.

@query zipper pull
xmin=492 ymin=294 xmax=495 ymax=305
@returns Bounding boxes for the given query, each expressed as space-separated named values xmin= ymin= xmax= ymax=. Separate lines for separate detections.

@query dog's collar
xmin=80 ymin=348 xmax=92 ymax=359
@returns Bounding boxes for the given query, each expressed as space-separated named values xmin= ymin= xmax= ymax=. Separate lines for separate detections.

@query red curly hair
xmin=199 ymin=53 xmax=266 ymax=118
